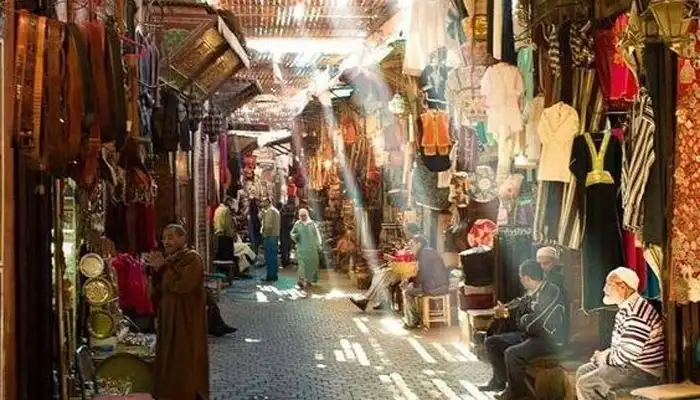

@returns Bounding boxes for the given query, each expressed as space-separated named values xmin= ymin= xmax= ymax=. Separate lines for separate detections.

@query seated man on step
xmin=576 ymin=267 xmax=664 ymax=399
xmin=479 ymin=260 xmax=566 ymax=400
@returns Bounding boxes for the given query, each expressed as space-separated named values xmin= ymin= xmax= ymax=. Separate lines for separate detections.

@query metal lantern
xmin=647 ymin=0 xmax=694 ymax=56
xmin=388 ymin=93 xmax=407 ymax=115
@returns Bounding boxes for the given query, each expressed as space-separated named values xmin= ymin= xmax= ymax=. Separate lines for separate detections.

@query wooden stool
xmin=421 ymin=294 xmax=452 ymax=328
xmin=525 ymin=356 xmax=571 ymax=400
xmin=630 ymin=381 xmax=700 ymax=399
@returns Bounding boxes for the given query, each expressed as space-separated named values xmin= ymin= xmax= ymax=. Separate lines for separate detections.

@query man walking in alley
xmin=260 ymin=198 xmax=281 ymax=282
xmin=145 ymin=224 xmax=209 ymax=400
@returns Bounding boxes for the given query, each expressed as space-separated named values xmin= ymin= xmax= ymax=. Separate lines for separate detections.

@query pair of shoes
xmin=402 ymin=323 xmax=420 ymax=330
xmin=350 ymin=297 xmax=369 ymax=312
xmin=477 ymin=380 xmax=506 ymax=392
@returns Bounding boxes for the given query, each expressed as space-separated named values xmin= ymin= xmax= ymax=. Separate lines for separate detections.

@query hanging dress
xmin=570 ymin=131 xmax=624 ymax=311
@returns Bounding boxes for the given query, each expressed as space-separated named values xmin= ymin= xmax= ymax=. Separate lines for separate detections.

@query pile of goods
xmin=390 ymin=249 xmax=417 ymax=279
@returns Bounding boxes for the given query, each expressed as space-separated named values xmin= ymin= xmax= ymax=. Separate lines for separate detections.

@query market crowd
xmin=142 ymin=193 xmax=663 ymax=400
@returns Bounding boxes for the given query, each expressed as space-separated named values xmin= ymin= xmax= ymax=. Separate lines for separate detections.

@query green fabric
xmin=291 ymin=221 xmax=321 ymax=282
xmin=518 ymin=46 xmax=535 ymax=108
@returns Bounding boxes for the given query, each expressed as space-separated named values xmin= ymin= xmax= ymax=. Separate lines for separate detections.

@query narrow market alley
xmin=209 ymin=268 xmax=493 ymax=400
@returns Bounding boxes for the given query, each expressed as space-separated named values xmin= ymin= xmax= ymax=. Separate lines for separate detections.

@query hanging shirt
xmin=480 ymin=62 xmax=524 ymax=138
xmin=537 ymin=102 xmax=580 ymax=182
xmin=403 ymin=0 xmax=462 ymax=75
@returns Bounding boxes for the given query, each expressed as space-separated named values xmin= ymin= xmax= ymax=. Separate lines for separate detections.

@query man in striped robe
xmin=576 ymin=267 xmax=664 ymax=399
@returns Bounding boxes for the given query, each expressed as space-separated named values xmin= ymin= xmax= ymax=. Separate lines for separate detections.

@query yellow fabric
xmin=583 ymin=132 xmax=615 ymax=187
xmin=213 ymin=204 xmax=234 ymax=237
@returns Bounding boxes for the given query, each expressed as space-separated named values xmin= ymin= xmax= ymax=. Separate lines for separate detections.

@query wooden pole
xmin=2 ymin=0 xmax=18 ymax=397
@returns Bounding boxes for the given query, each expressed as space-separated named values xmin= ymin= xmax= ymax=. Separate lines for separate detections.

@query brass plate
xmin=88 ymin=309 xmax=115 ymax=339
xmin=96 ymin=353 xmax=154 ymax=394
xmin=79 ymin=253 xmax=104 ymax=278
xmin=83 ymin=277 xmax=114 ymax=305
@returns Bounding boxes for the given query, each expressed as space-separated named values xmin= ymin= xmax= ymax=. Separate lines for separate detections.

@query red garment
xmin=622 ymin=230 xmax=647 ymax=292
xmin=594 ymin=14 xmax=638 ymax=110
xmin=125 ymin=169 xmax=157 ymax=255
xmin=219 ymin=134 xmax=230 ymax=191
xmin=287 ymin=178 xmax=297 ymax=197
xmin=342 ymin=117 xmax=357 ymax=144
xmin=111 ymin=254 xmax=154 ymax=315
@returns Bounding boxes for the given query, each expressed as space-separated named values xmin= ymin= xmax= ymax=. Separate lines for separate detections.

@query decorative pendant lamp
xmin=647 ymin=0 xmax=696 ymax=57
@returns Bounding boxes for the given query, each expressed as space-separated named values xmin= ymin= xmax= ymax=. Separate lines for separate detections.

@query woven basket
xmin=391 ymin=261 xmax=418 ymax=279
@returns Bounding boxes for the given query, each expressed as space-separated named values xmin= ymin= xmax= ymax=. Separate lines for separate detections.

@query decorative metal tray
xmin=88 ymin=309 xmax=116 ymax=339
xmin=96 ymin=352 xmax=154 ymax=394
xmin=83 ymin=276 xmax=114 ymax=305
xmin=79 ymin=253 xmax=105 ymax=278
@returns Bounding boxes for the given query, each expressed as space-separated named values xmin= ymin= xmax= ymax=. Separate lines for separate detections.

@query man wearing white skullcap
xmin=576 ymin=267 xmax=664 ymax=399
xmin=536 ymin=247 xmax=570 ymax=345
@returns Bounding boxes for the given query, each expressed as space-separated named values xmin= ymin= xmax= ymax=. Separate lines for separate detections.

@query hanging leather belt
xmin=88 ymin=21 xmax=111 ymax=141
xmin=15 ymin=11 xmax=48 ymax=169
xmin=105 ymin=23 xmax=127 ymax=148
xmin=67 ymin=24 xmax=94 ymax=131
xmin=63 ymin=23 xmax=86 ymax=169
xmin=44 ymin=19 xmax=66 ymax=170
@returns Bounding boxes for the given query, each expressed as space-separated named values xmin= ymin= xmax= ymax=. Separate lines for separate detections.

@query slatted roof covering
xmin=221 ymin=0 xmax=401 ymax=130
xmin=218 ymin=0 xmax=399 ymax=38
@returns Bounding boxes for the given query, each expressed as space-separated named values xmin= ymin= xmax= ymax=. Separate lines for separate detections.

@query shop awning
xmin=166 ymin=11 xmax=251 ymax=101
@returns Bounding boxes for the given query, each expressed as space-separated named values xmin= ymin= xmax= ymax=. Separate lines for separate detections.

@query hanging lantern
xmin=647 ymin=0 xmax=694 ymax=56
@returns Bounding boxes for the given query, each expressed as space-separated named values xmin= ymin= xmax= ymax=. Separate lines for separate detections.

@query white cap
xmin=608 ymin=267 xmax=640 ymax=291
xmin=536 ymin=246 xmax=559 ymax=261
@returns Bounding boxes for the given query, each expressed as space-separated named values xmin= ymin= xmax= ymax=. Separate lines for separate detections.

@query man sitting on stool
xmin=401 ymin=234 xmax=450 ymax=329
xmin=480 ymin=260 xmax=566 ymax=400
xmin=576 ymin=267 xmax=663 ymax=399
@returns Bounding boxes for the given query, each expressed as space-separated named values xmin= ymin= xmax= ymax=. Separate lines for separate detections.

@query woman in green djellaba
xmin=291 ymin=208 xmax=322 ymax=289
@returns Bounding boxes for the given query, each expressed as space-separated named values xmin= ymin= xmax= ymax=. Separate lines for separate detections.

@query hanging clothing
xmin=111 ymin=254 xmax=154 ymax=316
xmin=570 ymin=132 xmax=624 ymax=311
xmin=447 ymin=65 xmax=489 ymax=124
xmin=403 ymin=0 xmax=462 ymax=76
xmin=621 ymin=89 xmax=656 ymax=233
xmin=622 ymin=230 xmax=647 ymax=292
xmin=517 ymin=46 xmax=536 ymax=109
xmin=523 ymin=94 xmax=544 ymax=163
xmin=497 ymin=225 xmax=534 ymax=301
xmin=643 ymin=43 xmax=676 ymax=246
xmin=537 ymin=102 xmax=580 ymax=182
xmin=481 ymin=62 xmax=524 ymax=181
xmin=512 ymin=0 xmax=532 ymax=51
xmin=593 ymin=14 xmax=638 ymax=110
xmin=125 ymin=169 xmax=157 ymax=255
xmin=533 ymin=181 xmax=564 ymax=246
xmin=669 ymin=57 xmax=700 ymax=303
xmin=500 ymin=0 xmax=517 ymax=65
xmin=421 ymin=63 xmax=449 ymax=110
xmin=491 ymin=0 xmax=503 ymax=60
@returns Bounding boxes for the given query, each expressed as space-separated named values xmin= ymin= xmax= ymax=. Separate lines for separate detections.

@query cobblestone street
xmin=209 ymin=268 xmax=494 ymax=400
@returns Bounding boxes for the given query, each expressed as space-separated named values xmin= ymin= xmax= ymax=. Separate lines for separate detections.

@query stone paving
xmin=209 ymin=267 xmax=495 ymax=400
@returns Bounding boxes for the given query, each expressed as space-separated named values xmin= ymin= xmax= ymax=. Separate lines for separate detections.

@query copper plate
xmin=88 ymin=309 xmax=116 ymax=339
xmin=79 ymin=253 xmax=104 ymax=278
xmin=83 ymin=276 xmax=114 ymax=305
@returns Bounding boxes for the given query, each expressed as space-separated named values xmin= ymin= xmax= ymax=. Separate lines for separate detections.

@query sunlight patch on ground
xmin=244 ymin=338 xmax=262 ymax=343
xmin=407 ymin=337 xmax=437 ymax=363
xmin=255 ymin=291 xmax=269 ymax=302
xmin=379 ymin=316 xmax=409 ymax=336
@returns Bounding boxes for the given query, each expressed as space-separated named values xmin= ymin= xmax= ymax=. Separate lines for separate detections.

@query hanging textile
xmin=497 ymin=225 xmax=534 ymax=302
xmin=621 ymin=89 xmax=655 ymax=233
xmin=670 ymin=56 xmax=700 ymax=303
xmin=593 ymin=14 xmax=638 ymax=110
xmin=642 ymin=43 xmax=677 ymax=246
xmin=403 ymin=0 xmax=462 ymax=76
xmin=570 ymin=132 xmax=624 ymax=311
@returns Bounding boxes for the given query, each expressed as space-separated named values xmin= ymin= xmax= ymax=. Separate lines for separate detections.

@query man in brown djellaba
xmin=145 ymin=224 xmax=209 ymax=399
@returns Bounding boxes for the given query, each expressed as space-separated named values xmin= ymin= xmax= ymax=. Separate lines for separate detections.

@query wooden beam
xmin=2 ymin=0 xmax=17 ymax=396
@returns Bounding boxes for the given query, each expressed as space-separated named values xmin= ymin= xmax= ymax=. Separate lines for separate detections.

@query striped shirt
xmin=621 ymin=89 xmax=656 ymax=232
xmin=606 ymin=293 xmax=665 ymax=377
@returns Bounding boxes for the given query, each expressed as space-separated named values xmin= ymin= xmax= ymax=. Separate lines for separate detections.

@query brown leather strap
xmin=125 ymin=54 xmax=141 ymax=138
xmin=105 ymin=23 xmax=127 ymax=148
xmin=64 ymin=24 xmax=85 ymax=168
xmin=88 ymin=20 xmax=111 ymax=141
xmin=44 ymin=19 xmax=66 ymax=170
xmin=28 ymin=16 xmax=47 ymax=168
xmin=14 ymin=11 xmax=33 ymax=147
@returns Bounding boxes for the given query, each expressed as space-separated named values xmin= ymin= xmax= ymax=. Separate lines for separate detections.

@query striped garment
xmin=621 ymin=89 xmax=656 ymax=232
xmin=606 ymin=293 xmax=665 ymax=377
